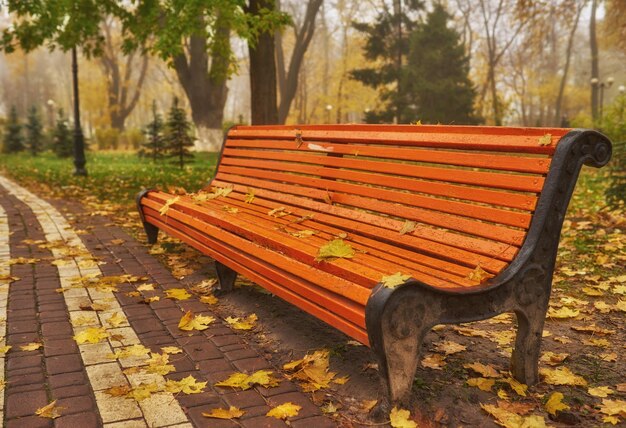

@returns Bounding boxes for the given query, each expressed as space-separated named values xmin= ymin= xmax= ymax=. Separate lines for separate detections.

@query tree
xmin=53 ymin=109 xmax=73 ymax=158
xmin=25 ymin=106 xmax=44 ymax=156
xmin=351 ymin=0 xmax=423 ymax=123
xmin=140 ymin=101 xmax=166 ymax=161
xmin=2 ymin=106 xmax=24 ymax=154
xmin=164 ymin=98 xmax=195 ymax=169
xmin=589 ymin=0 xmax=600 ymax=122
xmin=275 ymin=0 xmax=324 ymax=124
xmin=404 ymin=4 xmax=479 ymax=124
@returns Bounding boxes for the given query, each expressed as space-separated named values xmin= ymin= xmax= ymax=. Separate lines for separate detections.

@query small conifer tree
xmin=2 ymin=106 xmax=24 ymax=153
xmin=139 ymin=100 xmax=166 ymax=161
xmin=53 ymin=109 xmax=73 ymax=158
xmin=26 ymin=106 xmax=44 ymax=155
xmin=164 ymin=97 xmax=195 ymax=169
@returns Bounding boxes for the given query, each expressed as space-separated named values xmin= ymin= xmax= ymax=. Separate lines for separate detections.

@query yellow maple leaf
xmin=159 ymin=196 xmax=180 ymax=216
xmin=128 ymin=383 xmax=160 ymax=401
xmin=421 ymin=353 xmax=446 ymax=370
xmin=109 ymin=344 xmax=151 ymax=360
xmin=466 ymin=265 xmax=491 ymax=283
xmin=203 ymin=406 xmax=244 ymax=419
xmin=588 ymin=386 xmax=615 ymax=398
xmin=106 ymin=312 xmax=126 ymax=327
xmin=316 ymin=239 xmax=355 ymax=261
xmin=599 ymin=399 xmax=626 ymax=418
xmin=35 ymin=400 xmax=63 ymax=419
xmin=165 ymin=288 xmax=191 ymax=300
xmin=0 ymin=380 xmax=6 ymax=391
xmin=20 ymin=342 xmax=42 ymax=351
xmin=244 ymin=188 xmax=255 ymax=203
xmin=104 ymin=385 xmax=131 ymax=397
xmin=540 ymin=351 xmax=569 ymax=366
xmin=433 ymin=340 xmax=467 ymax=355
xmin=144 ymin=296 xmax=160 ymax=303
xmin=145 ymin=353 xmax=175 ymax=375
xmin=334 ymin=375 xmax=349 ymax=385
xmin=481 ymin=403 xmax=547 ymax=428
xmin=74 ymin=327 xmax=109 ymax=344
xmin=200 ymin=294 xmax=218 ymax=304
xmin=467 ymin=377 xmax=495 ymax=392
xmin=380 ymin=272 xmax=411 ymax=289
xmin=540 ymin=367 xmax=587 ymax=386
xmin=398 ymin=220 xmax=417 ymax=235
xmin=538 ymin=133 xmax=552 ymax=146
xmin=268 ymin=206 xmax=290 ymax=217
xmin=390 ymin=406 xmax=417 ymax=428
xmin=215 ymin=370 xmax=281 ymax=390
xmin=161 ymin=346 xmax=182 ymax=354
xmin=225 ymin=313 xmax=257 ymax=330
xmin=583 ymin=338 xmax=610 ymax=347
xmin=464 ymin=362 xmax=501 ymax=378
xmin=266 ymin=402 xmax=301 ymax=419
xmin=222 ymin=205 xmax=239 ymax=214
xmin=137 ymin=283 xmax=155 ymax=291
xmin=164 ymin=375 xmax=207 ymax=394
xmin=500 ymin=377 xmax=528 ymax=397
xmin=545 ymin=392 xmax=569 ymax=416
xmin=178 ymin=311 xmax=215 ymax=331
xmin=547 ymin=306 xmax=579 ymax=319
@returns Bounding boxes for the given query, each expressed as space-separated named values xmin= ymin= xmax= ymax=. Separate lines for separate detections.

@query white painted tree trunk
xmin=194 ymin=126 xmax=223 ymax=152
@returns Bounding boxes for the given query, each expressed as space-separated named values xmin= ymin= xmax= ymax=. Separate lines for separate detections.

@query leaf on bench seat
xmin=398 ymin=220 xmax=416 ymax=235
xmin=222 ymin=205 xmax=239 ymax=214
xmin=316 ymin=239 xmax=355 ymax=261
xmin=159 ymin=196 xmax=180 ymax=215
xmin=244 ymin=188 xmax=255 ymax=203
xmin=290 ymin=213 xmax=315 ymax=224
xmin=381 ymin=272 xmax=411 ymax=289
xmin=288 ymin=229 xmax=318 ymax=238
xmin=538 ymin=133 xmax=553 ymax=146
xmin=466 ymin=265 xmax=491 ymax=284
xmin=268 ymin=206 xmax=291 ymax=217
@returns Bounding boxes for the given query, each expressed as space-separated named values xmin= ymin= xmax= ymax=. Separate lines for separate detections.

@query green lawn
xmin=0 ymin=151 xmax=218 ymax=204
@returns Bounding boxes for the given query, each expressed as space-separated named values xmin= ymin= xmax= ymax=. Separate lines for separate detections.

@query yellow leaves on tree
xmin=539 ymin=367 xmax=587 ymax=386
xmin=74 ymin=327 xmax=109 ymax=344
xmin=381 ymin=272 xmax=411 ymax=289
xmin=159 ymin=196 xmax=180 ymax=216
xmin=544 ymin=392 xmax=569 ymax=416
xmin=178 ymin=311 xmax=215 ymax=331
xmin=225 ymin=314 xmax=257 ymax=331
xmin=266 ymin=402 xmax=301 ymax=419
xmin=316 ymin=239 xmax=355 ymax=261
xmin=165 ymin=288 xmax=191 ymax=300
xmin=390 ymin=406 xmax=417 ymax=428
xmin=215 ymin=370 xmax=281 ymax=390
xmin=35 ymin=401 xmax=63 ymax=419
xmin=202 ymin=406 xmax=244 ymax=420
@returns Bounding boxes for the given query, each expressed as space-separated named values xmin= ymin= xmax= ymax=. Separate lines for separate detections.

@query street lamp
xmin=590 ymin=76 xmax=614 ymax=120
xmin=325 ymin=104 xmax=333 ymax=124
xmin=46 ymin=99 xmax=55 ymax=129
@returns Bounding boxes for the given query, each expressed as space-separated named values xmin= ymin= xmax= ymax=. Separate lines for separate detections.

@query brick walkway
xmin=0 ymin=176 xmax=334 ymax=428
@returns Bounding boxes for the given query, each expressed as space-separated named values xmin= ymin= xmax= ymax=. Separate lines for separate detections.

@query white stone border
xmin=0 ymin=202 xmax=10 ymax=428
xmin=0 ymin=176 xmax=192 ymax=428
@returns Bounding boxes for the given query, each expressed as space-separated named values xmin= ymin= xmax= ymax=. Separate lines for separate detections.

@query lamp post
xmin=71 ymin=47 xmax=87 ymax=176
xmin=590 ymin=76 xmax=614 ymax=121
xmin=325 ymin=104 xmax=333 ymax=124
xmin=46 ymin=99 xmax=55 ymax=129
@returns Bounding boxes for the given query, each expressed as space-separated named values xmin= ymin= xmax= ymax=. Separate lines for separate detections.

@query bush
xmin=599 ymin=94 xmax=626 ymax=208
xmin=95 ymin=127 xmax=121 ymax=150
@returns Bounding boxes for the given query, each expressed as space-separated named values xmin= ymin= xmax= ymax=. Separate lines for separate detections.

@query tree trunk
xmin=590 ymin=0 xmax=599 ymax=122
xmin=276 ymin=0 xmax=323 ymax=124
xmin=554 ymin=2 xmax=583 ymax=126
xmin=248 ymin=0 xmax=279 ymax=125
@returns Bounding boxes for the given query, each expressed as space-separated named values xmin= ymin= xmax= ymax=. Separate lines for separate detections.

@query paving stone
xmin=182 ymin=341 xmax=222 ymax=361
xmin=5 ymin=389 xmax=48 ymax=418
xmin=256 ymin=381 xmax=299 ymax=398
xmin=41 ymin=321 xmax=74 ymax=337
xmin=224 ymin=348 xmax=259 ymax=362
xmin=222 ymin=390 xmax=267 ymax=409
xmin=210 ymin=334 xmax=242 ymax=348
xmin=102 ymin=420 xmax=147 ymax=428
xmin=187 ymin=406 xmax=240 ymax=428
xmin=52 ymin=384 xmax=93 ymax=399
xmin=46 ymin=354 xmax=84 ymax=375
xmin=54 ymin=412 xmax=100 ymax=428
xmin=7 ymin=332 xmax=40 ymax=345
xmin=93 ymin=391 xmax=142 ymax=423
xmin=86 ymin=363 xmax=127 ymax=391
xmin=56 ymin=396 xmax=96 ymax=415
xmin=8 ymin=319 xmax=39 ymax=334
xmin=129 ymin=317 xmax=163 ymax=334
xmin=43 ymin=338 xmax=79 ymax=357
xmin=48 ymin=372 xmax=87 ymax=389
xmin=290 ymin=415 xmax=336 ymax=427
xmin=138 ymin=392 xmax=189 ymax=427
xmin=176 ymin=391 xmax=221 ymax=409
xmin=241 ymin=416 xmax=288 ymax=428
xmin=239 ymin=405 xmax=272 ymax=419
xmin=7 ymin=354 xmax=43 ymax=371
xmin=197 ymin=358 xmax=233 ymax=374
xmin=232 ymin=357 xmax=272 ymax=373
xmin=5 ymin=415 xmax=52 ymax=428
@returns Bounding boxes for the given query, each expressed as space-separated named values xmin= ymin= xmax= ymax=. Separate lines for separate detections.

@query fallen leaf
xmin=545 ymin=392 xmax=569 ymax=415
xmin=145 ymin=353 xmax=176 ymax=375
xmin=390 ymin=406 xmax=417 ymax=428
xmin=467 ymin=377 xmax=495 ymax=391
xmin=547 ymin=306 xmax=580 ymax=319
xmin=268 ymin=207 xmax=290 ymax=217
xmin=289 ymin=229 xmax=318 ymax=238
xmin=215 ymin=370 xmax=280 ymax=390
xmin=106 ymin=312 xmax=126 ymax=328
xmin=466 ymin=265 xmax=491 ymax=283
xmin=110 ymin=239 xmax=125 ymax=245
xmin=316 ymin=239 xmax=355 ymax=261
xmin=104 ymin=385 xmax=132 ymax=397
xmin=225 ymin=313 xmax=257 ymax=330
xmin=137 ymin=283 xmax=155 ymax=291
xmin=164 ymin=375 xmax=207 ymax=394
xmin=540 ymin=367 xmax=587 ymax=386
xmin=128 ymin=382 xmax=160 ymax=401
xmin=222 ymin=205 xmax=239 ymax=214
xmin=20 ymin=342 xmax=42 ymax=351
xmin=35 ymin=400 xmax=63 ymax=419
xmin=244 ymin=188 xmax=255 ymax=203
xmin=178 ymin=311 xmax=215 ymax=331
xmin=200 ymin=295 xmax=218 ymax=305
xmin=79 ymin=302 xmax=110 ymax=311
xmin=481 ymin=402 xmax=547 ymax=428
xmin=539 ymin=351 xmax=569 ymax=366
xmin=433 ymin=340 xmax=467 ymax=355
xmin=538 ymin=134 xmax=552 ymax=146
xmin=161 ymin=346 xmax=182 ymax=354
xmin=464 ymin=362 xmax=500 ymax=378
xmin=74 ymin=327 xmax=109 ymax=344
xmin=500 ymin=377 xmax=528 ymax=397
xmin=109 ymin=344 xmax=151 ymax=360
xmin=421 ymin=353 xmax=446 ymax=370
xmin=599 ymin=399 xmax=626 ymax=418
xmin=398 ymin=220 xmax=416 ymax=235
xmin=159 ymin=196 xmax=180 ymax=216
xmin=202 ymin=406 xmax=244 ymax=419
xmin=266 ymin=402 xmax=301 ymax=419
xmin=381 ymin=272 xmax=411 ymax=289
xmin=362 ymin=399 xmax=378 ymax=412
xmin=165 ymin=288 xmax=192 ymax=300
xmin=600 ymin=352 xmax=617 ymax=362
xmin=588 ymin=386 xmax=614 ymax=398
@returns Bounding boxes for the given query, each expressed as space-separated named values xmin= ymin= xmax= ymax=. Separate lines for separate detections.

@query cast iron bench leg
xmin=215 ymin=261 xmax=237 ymax=292
xmin=143 ymin=222 xmax=159 ymax=245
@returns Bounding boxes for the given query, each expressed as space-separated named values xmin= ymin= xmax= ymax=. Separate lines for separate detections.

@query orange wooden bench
xmin=136 ymin=124 xmax=611 ymax=413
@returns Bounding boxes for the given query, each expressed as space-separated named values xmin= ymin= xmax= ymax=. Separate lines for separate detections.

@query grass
xmin=0 ymin=151 xmax=218 ymax=205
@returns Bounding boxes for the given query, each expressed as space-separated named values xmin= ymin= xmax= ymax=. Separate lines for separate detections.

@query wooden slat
xmin=216 ymin=169 xmax=527 ymax=244
xmin=208 ymin=181 xmax=513 ymax=273
xmin=223 ymin=143 xmax=551 ymax=175
xmin=229 ymin=126 xmax=568 ymax=154
xmin=222 ymin=149 xmax=539 ymax=210
xmin=221 ymin=153 xmax=545 ymax=194
xmin=144 ymin=213 xmax=369 ymax=344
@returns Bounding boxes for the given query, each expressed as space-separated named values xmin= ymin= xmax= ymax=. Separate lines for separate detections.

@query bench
xmin=136 ymin=124 xmax=612 ymax=413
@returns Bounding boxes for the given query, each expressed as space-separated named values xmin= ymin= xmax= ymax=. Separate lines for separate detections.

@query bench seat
xmin=137 ymin=124 xmax=612 ymax=413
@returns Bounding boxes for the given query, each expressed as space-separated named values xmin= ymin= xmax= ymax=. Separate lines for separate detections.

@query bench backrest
xmin=211 ymin=125 xmax=570 ymax=277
